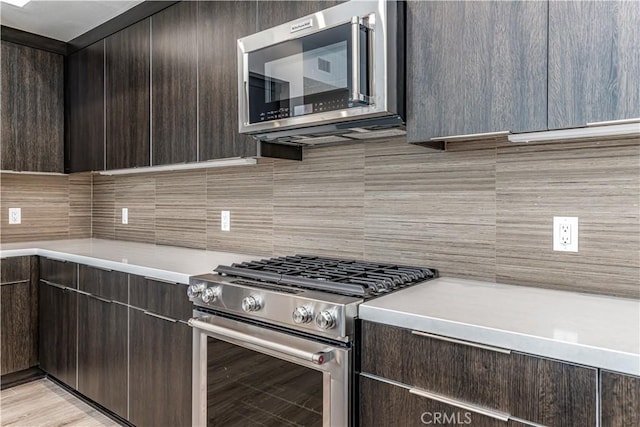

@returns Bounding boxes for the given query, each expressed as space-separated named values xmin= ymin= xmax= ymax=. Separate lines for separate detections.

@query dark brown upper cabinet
xmin=105 ymin=18 xmax=151 ymax=170
xmin=406 ymin=1 xmax=547 ymax=143
xmin=1 ymin=41 xmax=64 ymax=173
xmin=67 ymin=41 xmax=105 ymax=173
xmin=548 ymin=1 xmax=640 ymax=129
xmin=151 ymin=1 xmax=198 ymax=165
xmin=197 ymin=1 xmax=257 ymax=160
xmin=256 ymin=0 xmax=344 ymax=30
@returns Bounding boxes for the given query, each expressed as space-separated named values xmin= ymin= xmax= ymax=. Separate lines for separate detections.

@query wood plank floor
xmin=0 ymin=379 xmax=120 ymax=426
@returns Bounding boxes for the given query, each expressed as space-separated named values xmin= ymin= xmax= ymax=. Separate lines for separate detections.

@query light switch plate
xmin=122 ymin=208 xmax=128 ymax=225
xmin=553 ymin=216 xmax=578 ymax=252
xmin=8 ymin=208 xmax=21 ymax=224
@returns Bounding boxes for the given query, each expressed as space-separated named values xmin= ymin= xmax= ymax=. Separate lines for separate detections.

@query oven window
xmin=207 ymin=337 xmax=323 ymax=426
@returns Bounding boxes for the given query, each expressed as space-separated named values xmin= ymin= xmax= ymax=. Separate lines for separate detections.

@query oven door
xmin=190 ymin=312 xmax=351 ymax=427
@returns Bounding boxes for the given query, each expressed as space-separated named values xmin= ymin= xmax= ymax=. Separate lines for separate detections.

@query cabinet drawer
xmin=362 ymin=321 xmax=511 ymax=413
xmin=510 ymin=352 xmax=596 ymax=426
xmin=129 ymin=275 xmax=192 ymax=320
xmin=0 ymin=257 xmax=31 ymax=284
xmin=78 ymin=265 xmax=127 ymax=304
xmin=360 ymin=376 xmax=531 ymax=427
xmin=601 ymin=370 xmax=640 ymax=427
xmin=40 ymin=257 xmax=76 ymax=288
xmin=361 ymin=321 xmax=597 ymax=426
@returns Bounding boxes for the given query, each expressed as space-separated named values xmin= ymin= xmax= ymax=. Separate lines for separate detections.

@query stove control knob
xmin=315 ymin=310 xmax=336 ymax=330
xmin=201 ymin=287 xmax=220 ymax=304
xmin=292 ymin=306 xmax=313 ymax=324
xmin=242 ymin=296 xmax=261 ymax=312
xmin=187 ymin=282 xmax=206 ymax=299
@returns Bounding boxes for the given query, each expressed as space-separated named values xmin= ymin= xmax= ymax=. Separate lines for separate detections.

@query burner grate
xmin=215 ymin=255 xmax=437 ymax=297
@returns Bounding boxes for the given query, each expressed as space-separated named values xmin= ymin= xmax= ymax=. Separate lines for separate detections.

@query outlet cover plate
xmin=221 ymin=210 xmax=230 ymax=231
xmin=553 ymin=216 xmax=578 ymax=252
xmin=8 ymin=208 xmax=21 ymax=225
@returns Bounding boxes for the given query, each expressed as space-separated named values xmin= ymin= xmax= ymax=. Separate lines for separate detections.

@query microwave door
xmin=245 ymin=21 xmax=371 ymax=127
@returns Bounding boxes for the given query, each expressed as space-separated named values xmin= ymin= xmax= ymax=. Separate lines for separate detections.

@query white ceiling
xmin=0 ymin=0 xmax=144 ymax=42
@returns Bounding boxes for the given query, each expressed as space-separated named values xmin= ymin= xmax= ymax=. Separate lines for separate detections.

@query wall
xmin=91 ymin=136 xmax=640 ymax=299
xmin=0 ymin=173 xmax=92 ymax=242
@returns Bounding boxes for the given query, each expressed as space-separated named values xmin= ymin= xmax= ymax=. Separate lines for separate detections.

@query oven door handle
xmin=189 ymin=317 xmax=334 ymax=365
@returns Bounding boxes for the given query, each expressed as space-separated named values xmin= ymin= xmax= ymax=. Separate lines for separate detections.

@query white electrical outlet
xmin=553 ymin=217 xmax=578 ymax=252
xmin=122 ymin=208 xmax=128 ymax=225
xmin=221 ymin=210 xmax=230 ymax=231
xmin=8 ymin=208 xmax=21 ymax=225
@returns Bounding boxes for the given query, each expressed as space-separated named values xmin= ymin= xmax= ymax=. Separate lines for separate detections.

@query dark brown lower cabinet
xmin=510 ymin=353 xmax=596 ymax=426
xmin=601 ymin=370 xmax=640 ymax=427
xmin=360 ymin=376 xmax=530 ymax=427
xmin=77 ymin=294 xmax=128 ymax=419
xmin=129 ymin=308 xmax=192 ymax=427
xmin=0 ymin=257 xmax=38 ymax=375
xmin=39 ymin=281 xmax=77 ymax=387
xmin=361 ymin=321 xmax=597 ymax=426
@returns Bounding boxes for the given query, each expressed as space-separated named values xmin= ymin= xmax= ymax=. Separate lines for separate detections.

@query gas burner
xmin=214 ymin=255 xmax=437 ymax=297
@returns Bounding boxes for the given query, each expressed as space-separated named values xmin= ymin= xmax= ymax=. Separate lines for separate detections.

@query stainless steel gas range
xmin=187 ymin=255 xmax=437 ymax=426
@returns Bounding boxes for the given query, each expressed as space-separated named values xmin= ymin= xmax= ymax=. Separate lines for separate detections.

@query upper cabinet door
xmin=1 ymin=42 xmax=64 ymax=172
xmin=256 ymin=0 xmax=344 ymax=30
xmin=105 ymin=18 xmax=151 ymax=170
xmin=406 ymin=1 xmax=547 ymax=143
xmin=67 ymin=41 xmax=105 ymax=173
xmin=197 ymin=1 xmax=257 ymax=160
xmin=151 ymin=2 xmax=198 ymax=165
xmin=549 ymin=1 xmax=640 ymax=129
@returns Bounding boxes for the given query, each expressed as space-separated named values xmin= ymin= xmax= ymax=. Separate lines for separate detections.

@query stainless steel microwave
xmin=237 ymin=0 xmax=405 ymax=146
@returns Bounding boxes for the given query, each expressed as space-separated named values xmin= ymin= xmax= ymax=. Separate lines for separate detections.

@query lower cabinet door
xmin=1 ymin=259 xmax=37 ymax=375
xmin=77 ymin=294 xmax=128 ymax=418
xmin=129 ymin=308 xmax=192 ymax=427
xmin=39 ymin=281 xmax=77 ymax=387
xmin=360 ymin=376 xmax=531 ymax=427
xmin=601 ymin=370 xmax=640 ymax=427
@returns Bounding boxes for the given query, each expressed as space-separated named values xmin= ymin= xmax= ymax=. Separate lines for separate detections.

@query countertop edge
xmin=359 ymin=305 xmax=640 ymax=377
xmin=1 ymin=247 xmax=191 ymax=284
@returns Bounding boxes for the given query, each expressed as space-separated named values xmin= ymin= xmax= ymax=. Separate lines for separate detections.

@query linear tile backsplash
xmin=88 ymin=136 xmax=639 ymax=298
xmin=0 ymin=172 xmax=91 ymax=242
xmin=2 ymin=136 xmax=637 ymax=298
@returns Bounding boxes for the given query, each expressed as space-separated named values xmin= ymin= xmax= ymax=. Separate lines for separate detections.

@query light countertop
xmin=0 ymin=238 xmax=261 ymax=284
xmin=360 ymin=277 xmax=640 ymax=376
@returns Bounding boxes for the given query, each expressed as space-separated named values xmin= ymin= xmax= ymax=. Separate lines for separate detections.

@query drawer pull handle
xmin=411 ymin=331 xmax=511 ymax=355
xmin=0 ymin=279 xmax=29 ymax=286
xmin=409 ymin=387 xmax=511 ymax=423
xmin=90 ymin=294 xmax=112 ymax=304
xmin=143 ymin=311 xmax=178 ymax=323
xmin=143 ymin=276 xmax=179 ymax=285
xmin=88 ymin=265 xmax=113 ymax=272
xmin=40 ymin=279 xmax=69 ymax=290
xmin=587 ymin=117 xmax=640 ymax=127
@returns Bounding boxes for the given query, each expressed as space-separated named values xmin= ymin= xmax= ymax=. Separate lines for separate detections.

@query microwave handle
xmin=189 ymin=317 xmax=334 ymax=365
xmin=243 ymin=80 xmax=250 ymax=126
xmin=351 ymin=16 xmax=363 ymax=103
